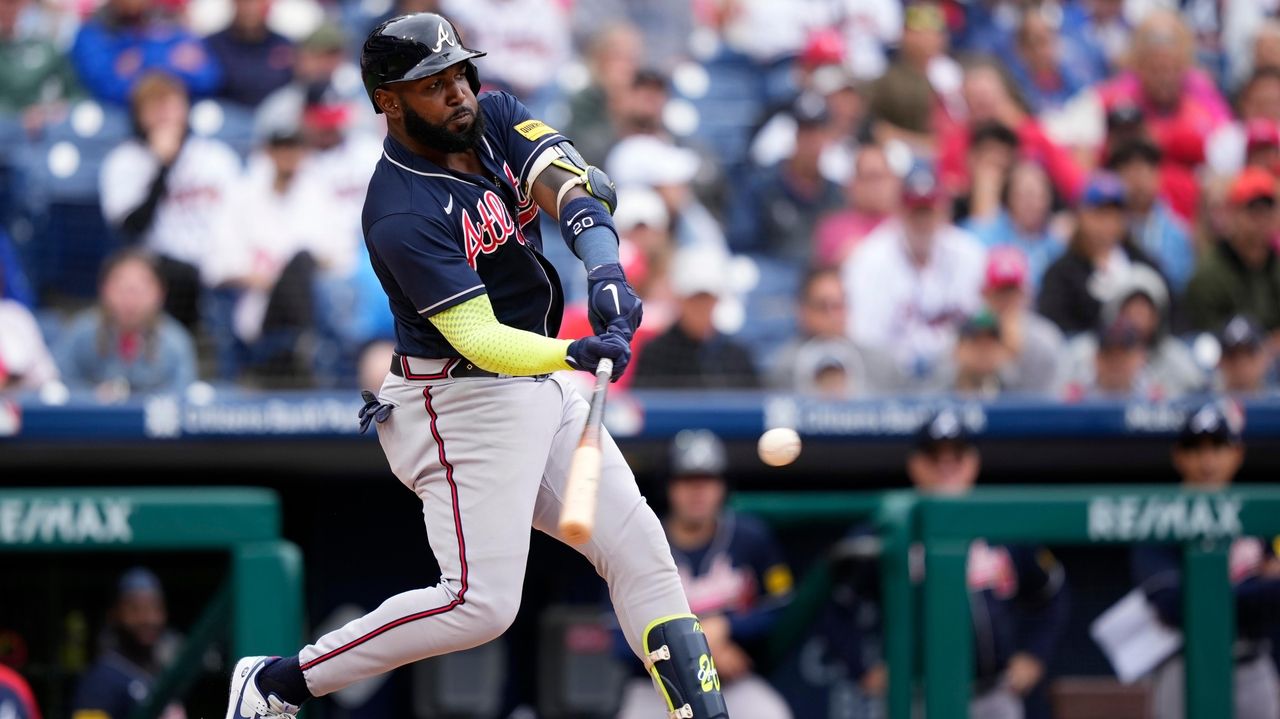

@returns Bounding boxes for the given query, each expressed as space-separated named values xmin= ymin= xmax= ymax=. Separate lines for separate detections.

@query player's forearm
xmin=429 ymin=295 xmax=572 ymax=376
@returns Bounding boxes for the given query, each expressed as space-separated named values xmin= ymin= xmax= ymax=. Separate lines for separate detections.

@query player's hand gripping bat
xmin=559 ymin=358 xmax=613 ymax=544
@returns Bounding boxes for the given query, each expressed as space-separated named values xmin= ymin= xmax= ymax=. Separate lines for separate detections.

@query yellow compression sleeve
xmin=427 ymin=294 xmax=574 ymax=376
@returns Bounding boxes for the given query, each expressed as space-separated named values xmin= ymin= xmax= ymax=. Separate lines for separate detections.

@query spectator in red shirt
xmin=1094 ymin=10 xmax=1232 ymax=156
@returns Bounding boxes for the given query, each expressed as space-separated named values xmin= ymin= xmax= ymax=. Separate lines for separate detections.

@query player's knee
xmin=464 ymin=595 xmax=521 ymax=640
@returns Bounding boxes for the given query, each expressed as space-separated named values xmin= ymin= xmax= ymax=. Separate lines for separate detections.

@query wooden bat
xmin=559 ymin=358 xmax=614 ymax=545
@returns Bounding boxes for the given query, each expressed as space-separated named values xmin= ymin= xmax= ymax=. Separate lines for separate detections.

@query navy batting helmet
xmin=360 ymin=13 xmax=486 ymax=113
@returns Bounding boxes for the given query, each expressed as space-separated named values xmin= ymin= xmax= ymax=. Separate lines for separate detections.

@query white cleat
xmin=225 ymin=656 xmax=301 ymax=719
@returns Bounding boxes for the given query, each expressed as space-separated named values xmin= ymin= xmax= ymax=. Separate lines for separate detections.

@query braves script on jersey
xmin=363 ymin=91 xmax=566 ymax=357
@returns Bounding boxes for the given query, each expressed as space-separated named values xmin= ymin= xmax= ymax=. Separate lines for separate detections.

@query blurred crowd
xmin=1 ymin=0 xmax=1280 ymax=402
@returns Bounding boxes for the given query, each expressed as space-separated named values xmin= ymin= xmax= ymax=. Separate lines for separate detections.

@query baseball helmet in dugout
xmin=360 ymin=13 xmax=486 ymax=113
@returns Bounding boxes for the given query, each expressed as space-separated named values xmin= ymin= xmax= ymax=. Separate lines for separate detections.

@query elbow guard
xmin=531 ymin=141 xmax=618 ymax=212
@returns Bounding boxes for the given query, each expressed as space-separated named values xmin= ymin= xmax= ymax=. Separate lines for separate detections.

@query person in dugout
xmin=1131 ymin=401 xmax=1280 ymax=719
xmin=71 ymin=568 xmax=185 ymax=719
xmin=821 ymin=408 xmax=1069 ymax=719
xmin=616 ymin=429 xmax=795 ymax=719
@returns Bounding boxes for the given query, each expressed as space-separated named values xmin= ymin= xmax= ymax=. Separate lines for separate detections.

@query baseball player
xmin=224 ymin=13 xmax=728 ymax=719
xmin=618 ymin=430 xmax=795 ymax=719
xmin=822 ymin=409 xmax=1069 ymax=719
xmin=1131 ymin=401 xmax=1280 ymax=719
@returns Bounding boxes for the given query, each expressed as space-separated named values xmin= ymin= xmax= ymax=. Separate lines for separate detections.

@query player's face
xmin=907 ymin=442 xmax=980 ymax=495
xmin=393 ymin=64 xmax=483 ymax=153
xmin=1220 ymin=346 xmax=1269 ymax=394
xmin=668 ymin=476 xmax=726 ymax=525
xmin=1173 ymin=440 xmax=1243 ymax=489
xmin=117 ymin=590 xmax=167 ymax=649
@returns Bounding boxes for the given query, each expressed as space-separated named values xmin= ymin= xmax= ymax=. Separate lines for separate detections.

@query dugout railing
xmin=0 ymin=487 xmax=304 ymax=719
xmin=734 ymin=486 xmax=1280 ymax=719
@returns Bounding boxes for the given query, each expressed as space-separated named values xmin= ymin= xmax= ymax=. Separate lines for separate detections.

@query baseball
xmin=758 ymin=427 xmax=802 ymax=467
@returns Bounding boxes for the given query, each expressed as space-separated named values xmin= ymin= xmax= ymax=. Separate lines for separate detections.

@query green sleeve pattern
xmin=428 ymin=294 xmax=573 ymax=376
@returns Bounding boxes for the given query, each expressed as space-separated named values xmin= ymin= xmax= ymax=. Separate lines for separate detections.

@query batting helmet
xmin=360 ymin=13 xmax=486 ymax=113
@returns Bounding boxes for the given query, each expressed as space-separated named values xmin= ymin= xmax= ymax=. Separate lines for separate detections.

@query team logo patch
xmin=514 ymin=119 xmax=557 ymax=141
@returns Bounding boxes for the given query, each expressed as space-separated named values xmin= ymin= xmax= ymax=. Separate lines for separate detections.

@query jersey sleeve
xmin=480 ymin=91 xmax=569 ymax=193
xmin=366 ymin=211 xmax=486 ymax=317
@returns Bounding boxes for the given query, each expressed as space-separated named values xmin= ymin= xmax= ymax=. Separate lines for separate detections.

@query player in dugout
xmin=617 ymin=430 xmax=795 ymax=718
xmin=1130 ymin=401 xmax=1280 ymax=719
xmin=822 ymin=408 xmax=1069 ymax=719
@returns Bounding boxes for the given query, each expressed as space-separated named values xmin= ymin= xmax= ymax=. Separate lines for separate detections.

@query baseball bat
xmin=559 ymin=357 xmax=614 ymax=545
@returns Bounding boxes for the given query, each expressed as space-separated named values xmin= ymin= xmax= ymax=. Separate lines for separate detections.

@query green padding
xmin=0 ymin=487 xmax=280 ymax=550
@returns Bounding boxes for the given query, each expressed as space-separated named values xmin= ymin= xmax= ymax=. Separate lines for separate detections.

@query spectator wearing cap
xmin=1206 ymin=69 xmax=1280 ymax=179
xmin=728 ymin=94 xmax=843 ymax=265
xmin=814 ymin=143 xmax=900 ymax=267
xmin=822 ymin=409 xmax=1069 ymax=718
xmin=55 ymin=249 xmax=196 ymax=400
xmin=0 ymin=253 xmax=58 ymax=393
xmin=965 ymin=158 xmax=1067 ymax=294
xmin=203 ymin=0 xmax=293 ymax=109
xmin=617 ymin=430 xmax=794 ymax=719
xmin=607 ymin=134 xmax=728 ymax=255
xmin=564 ymin=24 xmax=642 ymax=167
xmin=843 ymin=161 xmax=987 ymax=380
xmin=977 ymin=247 xmax=1065 ymax=395
xmin=1215 ymin=315 xmax=1276 ymax=395
xmin=1131 ymin=401 xmax=1280 ymax=719
xmin=1106 ymin=139 xmax=1196 ymax=293
xmin=1185 ymin=168 xmax=1280 ymax=336
xmin=69 ymin=0 xmax=220 ymax=105
xmin=71 ymin=567 xmax=185 ymax=719
xmin=1065 ymin=317 xmax=1154 ymax=401
xmin=631 ymin=247 xmax=759 ymax=389
xmin=100 ymin=72 xmax=241 ymax=329
xmin=938 ymin=59 xmax=1085 ymax=206
xmin=769 ymin=267 xmax=899 ymax=398
xmin=1064 ymin=264 xmax=1203 ymax=400
xmin=1038 ymin=173 xmax=1166 ymax=335
xmin=0 ymin=0 xmax=79 ymax=125
xmin=867 ymin=1 xmax=964 ymax=155
xmin=936 ymin=310 xmax=1012 ymax=398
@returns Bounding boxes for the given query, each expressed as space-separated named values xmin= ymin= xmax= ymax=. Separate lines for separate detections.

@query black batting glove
xmin=566 ymin=331 xmax=630 ymax=382
xmin=586 ymin=263 xmax=643 ymax=341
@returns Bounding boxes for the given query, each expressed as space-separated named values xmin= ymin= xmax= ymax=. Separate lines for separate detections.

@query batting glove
xmin=586 ymin=263 xmax=643 ymax=340
xmin=566 ymin=331 xmax=630 ymax=381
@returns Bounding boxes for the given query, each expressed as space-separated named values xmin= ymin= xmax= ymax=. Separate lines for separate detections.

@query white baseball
xmin=758 ymin=427 xmax=802 ymax=467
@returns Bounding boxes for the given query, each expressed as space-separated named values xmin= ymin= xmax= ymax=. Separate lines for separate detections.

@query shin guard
xmin=642 ymin=614 xmax=730 ymax=718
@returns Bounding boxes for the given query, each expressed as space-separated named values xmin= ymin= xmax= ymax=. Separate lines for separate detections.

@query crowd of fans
xmin=0 ymin=0 xmax=1279 ymax=402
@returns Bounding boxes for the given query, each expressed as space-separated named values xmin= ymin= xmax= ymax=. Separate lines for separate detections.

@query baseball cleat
xmin=226 ymin=656 xmax=301 ymax=719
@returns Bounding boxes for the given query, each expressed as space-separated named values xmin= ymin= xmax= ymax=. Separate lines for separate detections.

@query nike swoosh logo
xmin=603 ymin=284 xmax=620 ymax=315
xmin=444 ymin=195 xmax=454 ymax=215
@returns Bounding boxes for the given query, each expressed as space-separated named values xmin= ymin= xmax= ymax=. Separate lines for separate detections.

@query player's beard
xmin=403 ymin=103 xmax=485 ymax=153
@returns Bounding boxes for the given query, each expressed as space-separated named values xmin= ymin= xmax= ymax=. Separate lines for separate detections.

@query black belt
xmin=389 ymin=354 xmax=500 ymax=379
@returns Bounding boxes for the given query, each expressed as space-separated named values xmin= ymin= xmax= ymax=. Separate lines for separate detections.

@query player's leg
xmin=532 ymin=375 xmax=729 ymax=718
xmin=228 ymin=375 xmax=562 ymax=716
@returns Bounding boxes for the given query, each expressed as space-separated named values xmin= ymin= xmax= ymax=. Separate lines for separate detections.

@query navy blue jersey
xmin=1132 ymin=536 xmax=1280 ymax=641
xmin=363 ymin=91 xmax=568 ymax=358
xmin=670 ymin=511 xmax=794 ymax=643
xmin=71 ymin=651 xmax=153 ymax=719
